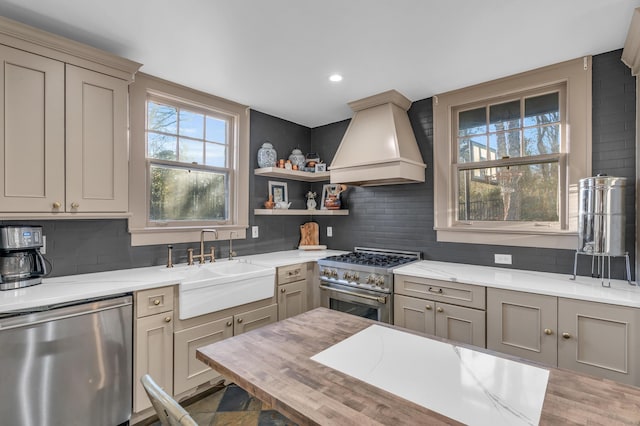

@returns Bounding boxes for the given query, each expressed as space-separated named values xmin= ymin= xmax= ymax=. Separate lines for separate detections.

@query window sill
xmin=435 ymin=227 xmax=577 ymax=249
xmin=129 ymin=225 xmax=247 ymax=246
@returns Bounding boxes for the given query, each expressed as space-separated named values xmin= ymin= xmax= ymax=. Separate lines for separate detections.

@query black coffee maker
xmin=0 ymin=225 xmax=47 ymax=290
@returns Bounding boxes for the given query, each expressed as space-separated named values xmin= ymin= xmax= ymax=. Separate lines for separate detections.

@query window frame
xmin=432 ymin=57 xmax=592 ymax=249
xmin=129 ymin=73 xmax=249 ymax=246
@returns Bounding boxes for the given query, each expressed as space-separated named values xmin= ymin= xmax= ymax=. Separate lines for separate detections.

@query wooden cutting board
xmin=299 ymin=222 xmax=319 ymax=247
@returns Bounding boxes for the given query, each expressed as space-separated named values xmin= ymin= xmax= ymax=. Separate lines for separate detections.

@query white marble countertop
xmin=0 ymin=249 xmax=346 ymax=313
xmin=312 ymin=324 xmax=549 ymax=425
xmin=395 ymin=260 xmax=640 ymax=308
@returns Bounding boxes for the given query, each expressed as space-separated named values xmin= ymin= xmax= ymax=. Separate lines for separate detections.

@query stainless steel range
xmin=318 ymin=247 xmax=421 ymax=323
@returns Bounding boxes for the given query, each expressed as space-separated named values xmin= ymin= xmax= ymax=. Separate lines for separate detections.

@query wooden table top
xmin=196 ymin=308 xmax=640 ymax=425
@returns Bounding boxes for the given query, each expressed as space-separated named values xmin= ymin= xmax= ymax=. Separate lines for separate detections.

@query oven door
xmin=319 ymin=281 xmax=391 ymax=323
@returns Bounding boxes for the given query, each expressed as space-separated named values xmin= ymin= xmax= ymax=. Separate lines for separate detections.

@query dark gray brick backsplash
xmin=5 ymin=50 xmax=634 ymax=280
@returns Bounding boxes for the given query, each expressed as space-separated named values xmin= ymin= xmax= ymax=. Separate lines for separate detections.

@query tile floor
xmin=146 ymin=383 xmax=297 ymax=426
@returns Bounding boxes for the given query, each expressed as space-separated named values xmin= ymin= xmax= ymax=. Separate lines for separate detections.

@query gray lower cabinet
xmin=487 ymin=287 xmax=640 ymax=386
xmin=395 ymin=294 xmax=486 ymax=347
xmin=486 ymin=288 xmax=558 ymax=366
xmin=394 ymin=275 xmax=486 ymax=348
xmin=173 ymin=303 xmax=278 ymax=396
xmin=277 ymin=263 xmax=309 ymax=321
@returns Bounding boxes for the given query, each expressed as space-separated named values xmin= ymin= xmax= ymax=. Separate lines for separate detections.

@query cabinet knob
xmin=544 ymin=328 xmax=553 ymax=335
xmin=164 ymin=316 xmax=171 ymax=323
xmin=71 ymin=202 xmax=80 ymax=209
xmin=436 ymin=307 xmax=444 ymax=313
xmin=237 ymin=318 xmax=243 ymax=324
xmin=562 ymin=332 xmax=571 ymax=339
xmin=52 ymin=201 xmax=61 ymax=209
xmin=425 ymin=305 xmax=432 ymax=311
xmin=153 ymin=299 xmax=161 ymax=305
xmin=226 ymin=321 xmax=232 ymax=327
xmin=280 ymin=288 xmax=286 ymax=293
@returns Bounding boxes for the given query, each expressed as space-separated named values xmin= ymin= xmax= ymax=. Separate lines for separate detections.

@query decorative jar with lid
xmin=288 ymin=148 xmax=306 ymax=169
xmin=257 ymin=142 xmax=277 ymax=168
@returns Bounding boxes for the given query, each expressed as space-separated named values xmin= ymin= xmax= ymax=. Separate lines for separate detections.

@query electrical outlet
xmin=41 ymin=235 xmax=47 ymax=254
xmin=494 ymin=254 xmax=512 ymax=265
xmin=252 ymin=226 xmax=259 ymax=238
xmin=327 ymin=226 xmax=333 ymax=237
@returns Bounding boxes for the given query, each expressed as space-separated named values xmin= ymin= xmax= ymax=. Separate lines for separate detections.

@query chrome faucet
xmin=188 ymin=229 xmax=218 ymax=265
xmin=228 ymin=231 xmax=237 ymax=260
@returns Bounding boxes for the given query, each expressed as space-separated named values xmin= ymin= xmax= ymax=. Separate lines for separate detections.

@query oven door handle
xmin=319 ymin=284 xmax=387 ymax=304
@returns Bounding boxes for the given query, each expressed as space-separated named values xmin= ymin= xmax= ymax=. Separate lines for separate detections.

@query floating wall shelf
xmin=254 ymin=209 xmax=348 ymax=216
xmin=254 ymin=167 xmax=330 ymax=182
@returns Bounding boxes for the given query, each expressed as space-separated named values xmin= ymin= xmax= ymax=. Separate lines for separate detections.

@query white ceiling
xmin=0 ymin=0 xmax=638 ymax=127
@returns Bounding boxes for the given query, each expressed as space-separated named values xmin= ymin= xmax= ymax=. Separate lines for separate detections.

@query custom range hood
xmin=329 ymin=90 xmax=426 ymax=186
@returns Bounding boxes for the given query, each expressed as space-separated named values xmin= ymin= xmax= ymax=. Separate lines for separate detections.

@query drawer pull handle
xmin=164 ymin=316 xmax=171 ymax=323
xmin=544 ymin=328 xmax=553 ymax=335
xmin=428 ymin=287 xmax=443 ymax=294
xmin=436 ymin=307 xmax=444 ymax=313
xmin=425 ymin=305 xmax=432 ymax=310
xmin=237 ymin=318 xmax=243 ymax=324
xmin=562 ymin=332 xmax=571 ymax=339
xmin=153 ymin=299 xmax=161 ymax=305
xmin=226 ymin=321 xmax=232 ymax=327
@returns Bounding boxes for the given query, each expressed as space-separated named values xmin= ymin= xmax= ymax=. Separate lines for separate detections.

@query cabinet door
xmin=487 ymin=288 xmax=557 ymax=366
xmin=234 ymin=303 xmax=278 ymax=335
xmin=0 ymin=45 xmax=65 ymax=212
xmin=393 ymin=294 xmax=435 ymax=335
xmin=174 ymin=316 xmax=233 ymax=395
xmin=558 ymin=298 xmax=640 ymax=386
xmin=134 ymin=312 xmax=174 ymax=413
xmin=435 ymin=302 xmax=486 ymax=348
xmin=66 ymin=64 xmax=128 ymax=212
xmin=278 ymin=280 xmax=308 ymax=321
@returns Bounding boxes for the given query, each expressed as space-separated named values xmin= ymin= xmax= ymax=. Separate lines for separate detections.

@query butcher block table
xmin=196 ymin=308 xmax=640 ymax=425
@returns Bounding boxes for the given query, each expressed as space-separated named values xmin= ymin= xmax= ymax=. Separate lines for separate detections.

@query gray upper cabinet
xmin=66 ymin=65 xmax=129 ymax=213
xmin=0 ymin=16 xmax=140 ymax=217
xmin=0 ymin=45 xmax=65 ymax=212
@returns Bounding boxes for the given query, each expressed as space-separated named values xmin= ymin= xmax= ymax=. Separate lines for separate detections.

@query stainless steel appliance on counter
xmin=571 ymin=175 xmax=633 ymax=286
xmin=0 ymin=225 xmax=47 ymax=290
xmin=0 ymin=294 xmax=133 ymax=425
xmin=318 ymin=247 xmax=421 ymax=323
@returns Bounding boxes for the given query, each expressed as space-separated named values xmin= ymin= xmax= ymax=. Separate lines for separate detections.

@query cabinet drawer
xmin=136 ymin=286 xmax=174 ymax=318
xmin=277 ymin=263 xmax=305 ymax=285
xmin=395 ymin=275 xmax=485 ymax=309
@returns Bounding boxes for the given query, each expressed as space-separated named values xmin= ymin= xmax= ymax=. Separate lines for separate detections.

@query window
xmin=456 ymin=87 xmax=564 ymax=225
xmin=146 ymin=99 xmax=231 ymax=222
xmin=433 ymin=57 xmax=592 ymax=249
xmin=129 ymin=74 xmax=249 ymax=246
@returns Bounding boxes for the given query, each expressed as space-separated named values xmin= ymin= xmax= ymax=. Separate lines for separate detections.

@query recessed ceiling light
xmin=329 ymin=74 xmax=343 ymax=82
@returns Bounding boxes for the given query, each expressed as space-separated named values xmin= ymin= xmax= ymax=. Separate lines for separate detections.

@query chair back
xmin=140 ymin=374 xmax=198 ymax=426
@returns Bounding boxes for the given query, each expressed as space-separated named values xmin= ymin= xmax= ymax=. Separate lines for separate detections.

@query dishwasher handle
xmin=0 ymin=295 xmax=132 ymax=331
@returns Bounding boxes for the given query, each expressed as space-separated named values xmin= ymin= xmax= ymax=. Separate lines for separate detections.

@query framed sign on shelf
xmin=268 ymin=181 xmax=288 ymax=203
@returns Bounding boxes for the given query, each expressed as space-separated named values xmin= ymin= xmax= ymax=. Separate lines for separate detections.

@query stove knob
xmin=322 ymin=269 xmax=330 ymax=277
xmin=342 ymin=272 xmax=350 ymax=281
xmin=353 ymin=273 xmax=360 ymax=282
xmin=375 ymin=277 xmax=386 ymax=286
xmin=332 ymin=269 xmax=338 ymax=278
xmin=367 ymin=274 xmax=375 ymax=284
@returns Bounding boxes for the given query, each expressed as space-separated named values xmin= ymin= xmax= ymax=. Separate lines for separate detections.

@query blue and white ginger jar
xmin=257 ymin=142 xmax=277 ymax=168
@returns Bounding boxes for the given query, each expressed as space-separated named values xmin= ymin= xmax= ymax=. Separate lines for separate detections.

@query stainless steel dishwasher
xmin=0 ymin=294 xmax=133 ymax=426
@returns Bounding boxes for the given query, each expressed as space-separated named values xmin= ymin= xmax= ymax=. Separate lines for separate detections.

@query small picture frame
xmin=320 ymin=183 xmax=341 ymax=210
xmin=314 ymin=163 xmax=327 ymax=173
xmin=268 ymin=181 xmax=288 ymax=203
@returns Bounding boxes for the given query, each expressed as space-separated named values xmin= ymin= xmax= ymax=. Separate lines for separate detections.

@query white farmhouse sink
xmin=174 ymin=260 xmax=275 ymax=319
